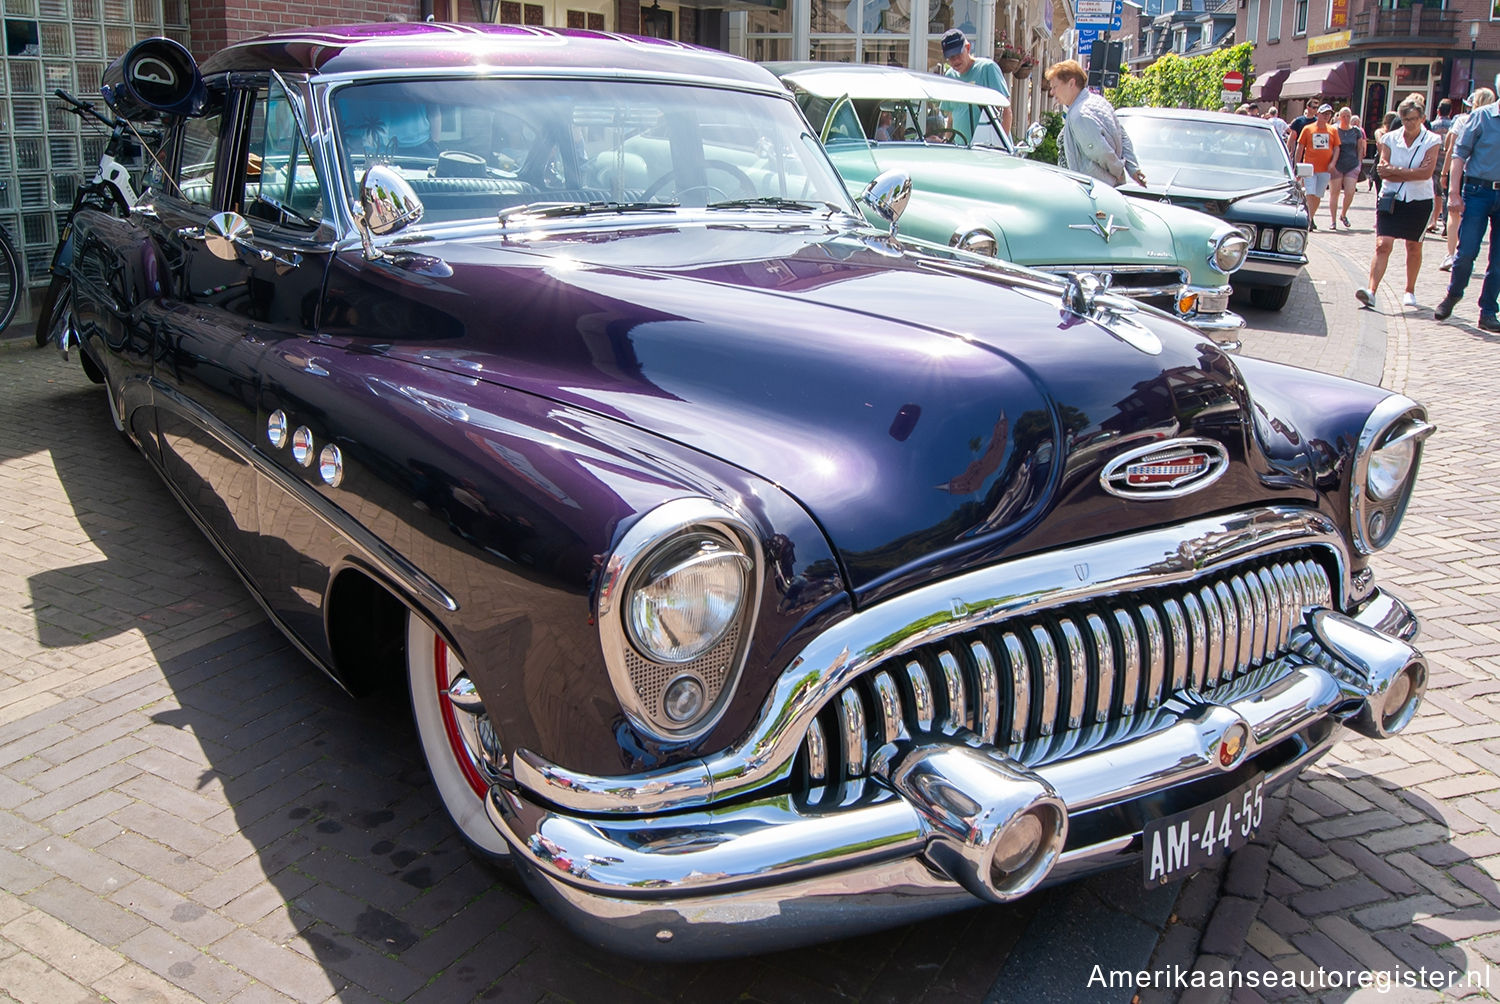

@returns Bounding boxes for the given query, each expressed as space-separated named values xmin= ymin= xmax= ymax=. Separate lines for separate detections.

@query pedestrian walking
xmin=1428 ymin=97 xmax=1455 ymax=234
xmin=1357 ymin=96 xmax=1442 ymax=310
xmin=1434 ymin=88 xmax=1500 ymax=329
xmin=1043 ymin=59 xmax=1146 ymax=187
xmin=1286 ymin=99 xmax=1318 ymax=159
xmin=1329 ymin=107 xmax=1366 ymax=230
xmin=1440 ymin=88 xmax=1496 ymax=272
xmin=940 ymin=29 xmax=1011 ymax=137
xmin=1296 ymin=104 xmax=1340 ymax=230
xmin=1264 ymin=105 xmax=1289 ymax=142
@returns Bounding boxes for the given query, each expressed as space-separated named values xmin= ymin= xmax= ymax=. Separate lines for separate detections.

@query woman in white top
xmin=1357 ymin=96 xmax=1443 ymax=309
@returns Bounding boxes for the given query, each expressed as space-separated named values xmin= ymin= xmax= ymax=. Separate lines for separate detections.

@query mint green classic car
xmin=771 ymin=63 xmax=1248 ymax=335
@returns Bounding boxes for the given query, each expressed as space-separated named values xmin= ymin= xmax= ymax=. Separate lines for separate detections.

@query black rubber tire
xmin=0 ymin=225 xmax=21 ymax=336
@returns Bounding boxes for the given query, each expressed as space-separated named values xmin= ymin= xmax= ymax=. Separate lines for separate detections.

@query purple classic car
xmin=61 ymin=24 xmax=1433 ymax=958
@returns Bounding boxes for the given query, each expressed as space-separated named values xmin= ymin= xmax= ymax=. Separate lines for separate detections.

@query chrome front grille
xmin=796 ymin=552 xmax=1333 ymax=795
xmin=1035 ymin=265 xmax=1190 ymax=301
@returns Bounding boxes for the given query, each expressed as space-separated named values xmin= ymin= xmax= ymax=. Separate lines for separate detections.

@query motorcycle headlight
xmin=1209 ymin=229 xmax=1250 ymax=274
xmin=1351 ymin=397 xmax=1434 ymax=554
xmin=951 ymin=227 xmax=999 ymax=257
xmin=598 ymin=499 xmax=761 ymax=739
xmin=1278 ymin=228 xmax=1306 ymax=254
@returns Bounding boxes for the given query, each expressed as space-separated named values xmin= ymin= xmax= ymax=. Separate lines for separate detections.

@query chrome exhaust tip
xmin=881 ymin=743 xmax=1067 ymax=903
xmin=1307 ymin=609 xmax=1427 ymax=739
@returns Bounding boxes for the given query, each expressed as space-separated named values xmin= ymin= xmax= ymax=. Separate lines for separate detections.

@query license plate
xmin=1143 ymin=774 xmax=1265 ymax=886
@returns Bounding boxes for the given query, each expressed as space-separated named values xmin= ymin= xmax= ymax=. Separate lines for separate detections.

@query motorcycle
xmin=34 ymin=89 xmax=144 ymax=349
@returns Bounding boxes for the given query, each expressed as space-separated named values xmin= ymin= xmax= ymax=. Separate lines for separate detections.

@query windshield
xmin=331 ymin=78 xmax=857 ymax=224
xmin=1119 ymin=116 xmax=1294 ymax=189
xmin=795 ymin=90 xmax=1010 ymax=151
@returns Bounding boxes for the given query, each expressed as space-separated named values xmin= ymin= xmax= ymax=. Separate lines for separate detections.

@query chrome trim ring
xmin=1350 ymin=395 xmax=1434 ymax=555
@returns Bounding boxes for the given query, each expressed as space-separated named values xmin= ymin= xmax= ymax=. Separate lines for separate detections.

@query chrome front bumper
xmin=1179 ymin=283 xmax=1245 ymax=334
xmin=487 ymin=588 xmax=1422 ymax=959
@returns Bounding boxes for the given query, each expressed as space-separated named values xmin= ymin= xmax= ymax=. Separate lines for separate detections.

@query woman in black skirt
xmin=1356 ymin=96 xmax=1443 ymax=309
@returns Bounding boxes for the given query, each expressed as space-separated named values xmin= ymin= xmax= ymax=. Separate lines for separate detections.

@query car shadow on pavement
xmin=1231 ymin=272 xmax=1328 ymax=338
xmin=10 ymin=356 xmax=1094 ymax=1002
xmin=1238 ymin=764 xmax=1500 ymax=1001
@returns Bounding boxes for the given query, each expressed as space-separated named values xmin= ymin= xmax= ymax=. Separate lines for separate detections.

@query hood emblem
xmin=1100 ymin=438 xmax=1229 ymax=499
xmin=1069 ymin=213 xmax=1131 ymax=243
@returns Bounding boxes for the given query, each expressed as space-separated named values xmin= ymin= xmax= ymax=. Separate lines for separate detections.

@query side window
xmin=241 ymin=80 xmax=326 ymax=229
xmin=823 ymin=99 xmax=867 ymax=147
xmin=178 ymin=104 xmax=224 ymax=207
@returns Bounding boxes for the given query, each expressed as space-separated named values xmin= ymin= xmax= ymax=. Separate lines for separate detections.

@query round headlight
xmin=952 ymin=228 xmax=999 ymax=257
xmin=1367 ymin=435 xmax=1416 ymax=500
xmin=1278 ymin=228 xmax=1307 ymax=254
xmin=627 ymin=535 xmax=750 ymax=664
xmin=1234 ymin=224 xmax=1257 ymax=246
xmin=1210 ymin=231 xmax=1250 ymax=273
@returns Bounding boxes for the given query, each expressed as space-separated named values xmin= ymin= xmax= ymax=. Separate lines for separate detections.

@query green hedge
xmin=1106 ymin=43 xmax=1255 ymax=111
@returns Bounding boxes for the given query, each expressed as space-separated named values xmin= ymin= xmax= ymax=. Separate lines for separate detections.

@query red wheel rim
xmin=434 ymin=636 xmax=489 ymax=798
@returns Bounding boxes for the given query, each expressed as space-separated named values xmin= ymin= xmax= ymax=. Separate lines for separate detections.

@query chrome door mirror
xmin=1295 ymin=162 xmax=1314 ymax=179
xmin=1016 ymin=121 xmax=1047 ymax=155
xmin=204 ymin=211 xmax=255 ymax=262
xmin=356 ymin=164 xmax=424 ymax=259
xmin=858 ymin=169 xmax=912 ymax=242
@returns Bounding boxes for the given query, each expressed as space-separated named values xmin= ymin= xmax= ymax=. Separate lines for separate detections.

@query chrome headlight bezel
xmin=1350 ymin=396 xmax=1434 ymax=554
xmin=1233 ymin=223 xmax=1257 ymax=247
xmin=950 ymin=227 xmax=999 ymax=257
xmin=1208 ymin=228 xmax=1250 ymax=274
xmin=598 ymin=498 xmax=762 ymax=742
xmin=1277 ymin=228 xmax=1307 ymax=254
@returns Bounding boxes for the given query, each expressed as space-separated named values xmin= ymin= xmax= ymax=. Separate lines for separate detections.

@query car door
xmin=142 ymin=72 xmax=336 ymax=597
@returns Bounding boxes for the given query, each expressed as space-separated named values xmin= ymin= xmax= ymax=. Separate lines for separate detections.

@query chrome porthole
xmin=319 ymin=444 xmax=343 ymax=487
xmin=267 ymin=410 xmax=288 ymax=448
xmin=291 ymin=426 xmax=315 ymax=467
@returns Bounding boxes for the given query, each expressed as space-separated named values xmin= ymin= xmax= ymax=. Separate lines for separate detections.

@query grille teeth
xmin=797 ymin=553 xmax=1335 ymax=798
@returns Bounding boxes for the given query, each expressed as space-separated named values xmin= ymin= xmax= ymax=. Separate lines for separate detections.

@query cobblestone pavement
xmin=1 ymin=184 xmax=1495 ymax=1004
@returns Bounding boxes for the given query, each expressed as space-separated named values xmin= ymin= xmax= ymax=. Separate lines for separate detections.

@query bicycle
xmin=0 ymin=182 xmax=20 ymax=334
xmin=34 ymin=88 xmax=142 ymax=348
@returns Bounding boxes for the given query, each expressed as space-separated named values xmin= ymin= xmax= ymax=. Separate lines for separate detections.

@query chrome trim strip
xmin=1201 ymin=584 xmax=1225 ymax=688
xmin=1059 ymin=619 xmax=1088 ymax=731
xmin=1003 ymin=631 xmax=1030 ymax=744
xmin=1114 ymin=609 xmax=1141 ymax=716
xmin=873 ymin=671 xmax=904 ymax=746
xmin=1161 ymin=599 xmax=1189 ymax=693
xmin=806 ymin=718 xmax=828 ymax=783
xmin=1033 ymin=625 xmax=1061 ymax=737
xmin=840 ymin=689 xmax=867 ymax=780
xmin=938 ymin=651 xmax=968 ymax=732
xmin=513 ymin=507 xmax=1350 ymax=814
xmin=1230 ymin=577 xmax=1254 ymax=676
xmin=1182 ymin=591 xmax=1207 ymax=689
xmin=1213 ymin=581 xmax=1239 ymax=681
xmin=1258 ymin=567 xmax=1284 ymax=656
xmin=971 ymin=641 xmax=1000 ymax=743
xmin=1245 ymin=570 xmax=1269 ymax=665
xmin=906 ymin=661 xmax=936 ymax=733
xmin=1086 ymin=613 xmax=1114 ymax=725
xmin=1140 ymin=605 xmax=1166 ymax=709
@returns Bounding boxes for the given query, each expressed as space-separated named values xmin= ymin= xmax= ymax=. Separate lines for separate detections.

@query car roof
xmin=199 ymin=22 xmax=782 ymax=93
xmin=1116 ymin=106 xmax=1278 ymax=131
xmin=766 ymin=61 xmax=1011 ymax=108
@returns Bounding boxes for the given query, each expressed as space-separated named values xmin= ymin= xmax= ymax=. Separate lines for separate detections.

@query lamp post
xmin=1470 ymin=20 xmax=1481 ymax=97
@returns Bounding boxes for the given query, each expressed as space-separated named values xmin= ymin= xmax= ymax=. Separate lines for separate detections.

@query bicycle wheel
xmin=0 ymin=224 xmax=20 ymax=335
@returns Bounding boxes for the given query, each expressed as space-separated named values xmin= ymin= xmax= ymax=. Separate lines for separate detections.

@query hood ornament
xmin=1069 ymin=212 xmax=1131 ymax=243
xmin=1100 ymin=438 xmax=1229 ymax=499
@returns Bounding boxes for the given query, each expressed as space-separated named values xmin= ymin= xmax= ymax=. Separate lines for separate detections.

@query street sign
xmin=1221 ymin=89 xmax=1242 ymax=105
xmin=1076 ymin=0 xmax=1123 ymax=27
xmin=1223 ymin=71 xmax=1244 ymax=92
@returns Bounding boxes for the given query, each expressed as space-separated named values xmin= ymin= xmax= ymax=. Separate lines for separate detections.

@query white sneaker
xmin=1356 ymin=287 xmax=1373 ymax=306
xmin=1402 ymin=292 xmax=1418 ymax=308
xmin=1440 ymin=255 xmax=1456 ymax=272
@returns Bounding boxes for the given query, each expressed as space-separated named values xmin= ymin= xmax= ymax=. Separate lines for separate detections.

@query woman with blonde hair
xmin=1329 ymin=107 xmax=1366 ymax=229
xmin=1357 ymin=95 xmax=1442 ymax=309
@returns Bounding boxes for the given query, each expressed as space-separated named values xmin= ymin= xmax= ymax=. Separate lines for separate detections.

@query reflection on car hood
xmin=329 ymin=222 xmax=1305 ymax=600
xmin=1134 ymin=165 xmax=1295 ymax=200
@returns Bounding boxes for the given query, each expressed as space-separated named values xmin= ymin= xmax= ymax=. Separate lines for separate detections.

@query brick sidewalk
xmin=1156 ymin=187 xmax=1500 ymax=1004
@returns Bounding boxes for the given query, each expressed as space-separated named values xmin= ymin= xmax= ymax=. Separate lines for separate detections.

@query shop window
xmin=1294 ymin=0 xmax=1307 ymax=34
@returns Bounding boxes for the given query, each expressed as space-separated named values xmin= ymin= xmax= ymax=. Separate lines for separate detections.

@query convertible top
xmin=767 ymin=62 xmax=1011 ymax=108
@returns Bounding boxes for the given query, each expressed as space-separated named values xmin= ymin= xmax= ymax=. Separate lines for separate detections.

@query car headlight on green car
xmin=950 ymin=228 xmax=999 ymax=257
xmin=1208 ymin=229 xmax=1250 ymax=274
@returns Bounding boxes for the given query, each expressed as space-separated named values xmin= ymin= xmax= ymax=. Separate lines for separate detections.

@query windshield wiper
xmin=498 ymin=200 xmax=679 ymax=225
xmin=705 ymin=197 xmax=845 ymax=215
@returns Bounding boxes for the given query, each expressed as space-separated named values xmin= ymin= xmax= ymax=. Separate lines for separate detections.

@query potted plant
xmin=996 ymin=31 xmax=1024 ymax=73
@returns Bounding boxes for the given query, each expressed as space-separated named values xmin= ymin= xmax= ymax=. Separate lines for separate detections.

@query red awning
xmin=1250 ymin=68 xmax=1290 ymax=103
xmin=1280 ymin=60 xmax=1358 ymax=100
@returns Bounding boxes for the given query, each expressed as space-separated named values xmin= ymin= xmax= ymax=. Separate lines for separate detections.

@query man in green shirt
xmin=941 ymin=28 xmax=1012 ymax=140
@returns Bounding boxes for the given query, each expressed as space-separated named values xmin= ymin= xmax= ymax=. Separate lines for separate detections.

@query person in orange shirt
xmin=1296 ymin=103 xmax=1342 ymax=230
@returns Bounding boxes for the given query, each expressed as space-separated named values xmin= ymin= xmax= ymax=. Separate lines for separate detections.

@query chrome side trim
xmin=513 ymin=507 xmax=1350 ymax=815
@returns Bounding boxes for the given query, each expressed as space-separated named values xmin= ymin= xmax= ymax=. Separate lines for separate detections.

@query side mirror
xmin=203 ymin=211 xmax=255 ymax=262
xmin=356 ymin=164 xmax=424 ymax=259
xmin=1296 ymin=162 xmax=1314 ymax=179
xmin=1020 ymin=121 xmax=1047 ymax=154
xmin=858 ymin=169 xmax=912 ymax=241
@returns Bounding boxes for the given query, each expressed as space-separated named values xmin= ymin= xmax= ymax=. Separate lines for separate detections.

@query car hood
xmin=1123 ymin=170 xmax=1308 ymax=227
xmin=834 ymin=145 xmax=1196 ymax=269
xmin=324 ymin=221 xmax=1306 ymax=602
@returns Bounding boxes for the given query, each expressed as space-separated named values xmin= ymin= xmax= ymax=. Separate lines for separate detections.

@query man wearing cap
xmin=940 ymin=29 xmax=1011 ymax=138
xmin=1285 ymin=99 xmax=1319 ymax=158
xmin=1434 ymin=87 xmax=1500 ymax=329
xmin=1043 ymin=59 xmax=1146 ymax=187
xmin=1295 ymin=103 xmax=1341 ymax=229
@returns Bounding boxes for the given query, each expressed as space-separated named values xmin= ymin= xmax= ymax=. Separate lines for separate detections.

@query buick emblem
xmin=1100 ymin=438 xmax=1228 ymax=499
